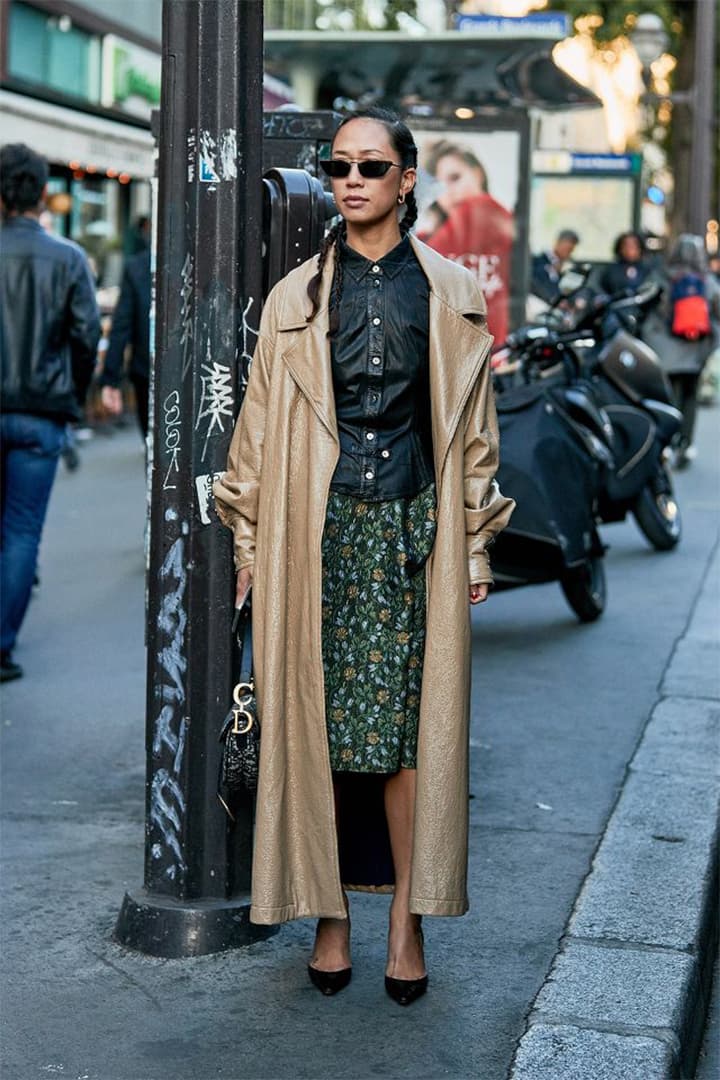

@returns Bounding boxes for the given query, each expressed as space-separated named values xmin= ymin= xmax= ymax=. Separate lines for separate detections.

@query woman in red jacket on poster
xmin=416 ymin=141 xmax=514 ymax=344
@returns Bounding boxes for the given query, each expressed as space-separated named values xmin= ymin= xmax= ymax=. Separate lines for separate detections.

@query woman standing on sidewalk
xmin=214 ymin=107 xmax=514 ymax=1005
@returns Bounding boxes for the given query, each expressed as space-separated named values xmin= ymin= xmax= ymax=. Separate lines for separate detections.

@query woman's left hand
xmin=469 ymin=583 xmax=489 ymax=605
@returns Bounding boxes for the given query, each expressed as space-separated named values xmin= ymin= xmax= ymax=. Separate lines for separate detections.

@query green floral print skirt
xmin=321 ymin=483 xmax=438 ymax=774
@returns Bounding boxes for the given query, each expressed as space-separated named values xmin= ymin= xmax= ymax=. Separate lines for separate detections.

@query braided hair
xmin=306 ymin=107 xmax=418 ymax=335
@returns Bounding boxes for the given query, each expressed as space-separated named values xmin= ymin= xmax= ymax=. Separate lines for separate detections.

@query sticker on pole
xmin=196 ymin=129 xmax=237 ymax=184
xmin=199 ymin=156 xmax=220 ymax=183
xmin=195 ymin=471 xmax=225 ymax=525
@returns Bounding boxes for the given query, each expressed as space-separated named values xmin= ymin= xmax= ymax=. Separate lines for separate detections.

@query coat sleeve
xmin=68 ymin=250 xmax=101 ymax=405
xmin=212 ymin=290 xmax=280 ymax=572
xmin=463 ymin=354 xmax=515 ymax=585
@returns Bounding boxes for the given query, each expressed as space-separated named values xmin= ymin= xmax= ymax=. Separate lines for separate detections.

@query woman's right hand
xmin=236 ymin=566 xmax=253 ymax=610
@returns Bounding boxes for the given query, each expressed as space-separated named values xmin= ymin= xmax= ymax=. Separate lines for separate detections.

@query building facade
xmin=0 ymin=0 xmax=161 ymax=286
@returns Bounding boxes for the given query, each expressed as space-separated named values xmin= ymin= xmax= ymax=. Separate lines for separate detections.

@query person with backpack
xmin=641 ymin=234 xmax=720 ymax=467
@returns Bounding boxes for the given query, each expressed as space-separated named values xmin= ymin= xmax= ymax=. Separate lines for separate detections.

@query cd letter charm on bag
xmin=232 ymin=680 xmax=255 ymax=734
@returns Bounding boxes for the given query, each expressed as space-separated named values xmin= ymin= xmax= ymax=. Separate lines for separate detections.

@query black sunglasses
xmin=320 ymin=159 xmax=402 ymax=179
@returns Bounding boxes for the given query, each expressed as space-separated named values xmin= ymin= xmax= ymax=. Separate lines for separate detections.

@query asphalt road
xmin=1 ymin=404 xmax=718 ymax=1080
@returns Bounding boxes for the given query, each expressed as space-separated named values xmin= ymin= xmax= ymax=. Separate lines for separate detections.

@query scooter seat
xmin=641 ymin=398 xmax=682 ymax=443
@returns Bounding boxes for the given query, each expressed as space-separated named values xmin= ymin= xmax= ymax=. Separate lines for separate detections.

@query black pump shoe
xmin=384 ymin=972 xmax=428 ymax=1006
xmin=308 ymin=964 xmax=352 ymax=996
xmin=385 ymin=922 xmax=427 ymax=1005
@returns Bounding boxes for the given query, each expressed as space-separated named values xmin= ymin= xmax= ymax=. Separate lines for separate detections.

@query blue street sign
xmin=455 ymin=12 xmax=571 ymax=38
xmin=570 ymin=154 xmax=641 ymax=174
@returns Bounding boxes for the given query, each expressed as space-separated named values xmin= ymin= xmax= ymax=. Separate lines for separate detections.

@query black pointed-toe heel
xmin=308 ymin=964 xmax=352 ymax=996
xmin=384 ymin=972 xmax=428 ymax=1006
xmin=385 ymin=923 xmax=427 ymax=1006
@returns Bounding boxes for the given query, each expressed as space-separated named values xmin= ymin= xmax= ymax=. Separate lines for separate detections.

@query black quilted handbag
xmin=217 ymin=600 xmax=259 ymax=819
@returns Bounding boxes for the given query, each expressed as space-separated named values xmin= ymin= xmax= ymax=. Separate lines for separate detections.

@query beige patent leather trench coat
xmin=213 ymin=236 xmax=514 ymax=924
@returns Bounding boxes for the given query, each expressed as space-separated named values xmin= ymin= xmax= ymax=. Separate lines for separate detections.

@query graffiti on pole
xmin=195 ymin=344 xmax=234 ymax=461
xmin=187 ymin=129 xmax=196 ymax=183
xmin=162 ymin=389 xmax=182 ymax=491
xmin=239 ymin=296 xmax=258 ymax=391
xmin=263 ymin=112 xmax=329 ymax=140
xmin=180 ymin=252 xmax=194 ymax=380
xmin=149 ymin=514 xmax=189 ymax=881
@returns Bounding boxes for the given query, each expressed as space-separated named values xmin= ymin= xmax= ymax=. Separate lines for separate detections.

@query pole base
xmin=114 ymin=889 xmax=276 ymax=958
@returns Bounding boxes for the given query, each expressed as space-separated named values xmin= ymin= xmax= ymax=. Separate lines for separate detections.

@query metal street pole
xmin=688 ymin=0 xmax=717 ymax=235
xmin=115 ymin=0 xmax=271 ymax=958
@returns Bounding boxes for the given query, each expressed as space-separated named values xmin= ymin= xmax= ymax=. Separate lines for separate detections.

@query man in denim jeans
xmin=1 ymin=144 xmax=100 ymax=682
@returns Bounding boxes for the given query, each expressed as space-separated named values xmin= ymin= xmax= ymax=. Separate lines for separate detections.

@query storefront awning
xmin=0 ymin=90 xmax=155 ymax=178
xmin=264 ymin=30 xmax=599 ymax=113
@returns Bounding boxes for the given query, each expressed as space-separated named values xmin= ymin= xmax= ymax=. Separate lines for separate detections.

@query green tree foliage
xmin=378 ymin=0 xmax=419 ymax=31
xmin=550 ymin=0 xmax=680 ymax=46
xmin=552 ymin=1 xmax=717 ymax=234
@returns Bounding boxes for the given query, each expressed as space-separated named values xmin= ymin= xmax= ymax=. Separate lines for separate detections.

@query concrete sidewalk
xmin=1 ymin=406 xmax=719 ymax=1080
xmin=510 ymin=542 xmax=720 ymax=1079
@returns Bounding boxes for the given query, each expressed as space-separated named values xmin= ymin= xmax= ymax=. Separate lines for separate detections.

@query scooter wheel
xmin=560 ymin=556 xmax=606 ymax=622
xmin=633 ymin=474 xmax=681 ymax=551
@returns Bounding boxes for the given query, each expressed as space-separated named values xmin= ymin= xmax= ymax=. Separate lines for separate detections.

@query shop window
xmin=70 ymin=176 xmax=124 ymax=287
xmin=9 ymin=1 xmax=101 ymax=104
xmin=42 ymin=176 xmax=71 ymax=238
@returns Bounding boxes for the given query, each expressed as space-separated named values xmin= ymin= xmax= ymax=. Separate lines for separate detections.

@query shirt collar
xmin=3 ymin=215 xmax=43 ymax=231
xmin=340 ymin=234 xmax=413 ymax=281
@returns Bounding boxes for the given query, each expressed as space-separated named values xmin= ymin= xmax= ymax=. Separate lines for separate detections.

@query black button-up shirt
xmin=329 ymin=235 xmax=434 ymax=501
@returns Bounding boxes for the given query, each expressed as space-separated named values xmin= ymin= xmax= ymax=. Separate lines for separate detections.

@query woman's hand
xmin=101 ymin=386 xmax=123 ymax=416
xmin=236 ymin=566 xmax=253 ymax=609
xmin=469 ymin=583 xmax=489 ymax=605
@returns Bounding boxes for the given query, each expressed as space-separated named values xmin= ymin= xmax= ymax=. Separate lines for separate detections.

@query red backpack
xmin=670 ymin=272 xmax=712 ymax=340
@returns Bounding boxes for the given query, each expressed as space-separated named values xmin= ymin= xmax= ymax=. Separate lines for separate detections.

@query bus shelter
xmin=264 ymin=28 xmax=599 ymax=340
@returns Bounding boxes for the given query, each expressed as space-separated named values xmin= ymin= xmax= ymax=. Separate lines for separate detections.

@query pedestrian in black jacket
xmin=600 ymin=232 xmax=651 ymax=296
xmin=100 ymin=248 xmax=151 ymax=437
xmin=531 ymin=229 xmax=580 ymax=304
xmin=0 ymin=143 xmax=100 ymax=682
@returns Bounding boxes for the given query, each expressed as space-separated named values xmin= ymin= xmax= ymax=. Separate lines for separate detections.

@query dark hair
xmin=307 ymin=107 xmax=418 ymax=334
xmin=0 ymin=144 xmax=48 ymax=214
xmin=613 ymin=230 xmax=645 ymax=260
xmin=668 ymin=233 xmax=707 ymax=274
xmin=557 ymin=229 xmax=580 ymax=245
xmin=424 ymin=140 xmax=488 ymax=194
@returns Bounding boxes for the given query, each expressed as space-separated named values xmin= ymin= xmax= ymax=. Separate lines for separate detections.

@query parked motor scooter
xmin=491 ymin=339 xmax=613 ymax=622
xmin=519 ymin=280 xmax=683 ymax=550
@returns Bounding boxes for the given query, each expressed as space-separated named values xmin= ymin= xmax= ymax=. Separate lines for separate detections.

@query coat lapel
xmin=278 ymin=247 xmax=339 ymax=444
xmin=410 ymin=237 xmax=494 ymax=472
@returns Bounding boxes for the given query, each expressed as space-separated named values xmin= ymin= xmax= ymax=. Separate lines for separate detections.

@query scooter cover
xmin=494 ymin=383 xmax=603 ymax=571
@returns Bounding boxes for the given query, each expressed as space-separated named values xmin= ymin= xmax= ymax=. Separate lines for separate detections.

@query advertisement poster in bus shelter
xmin=412 ymin=118 xmax=531 ymax=344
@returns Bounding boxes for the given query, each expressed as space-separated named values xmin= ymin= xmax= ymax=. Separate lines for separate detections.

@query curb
xmin=509 ymin=542 xmax=720 ymax=1080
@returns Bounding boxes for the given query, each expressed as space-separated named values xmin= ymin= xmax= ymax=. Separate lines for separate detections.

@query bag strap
xmin=233 ymin=598 xmax=253 ymax=683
